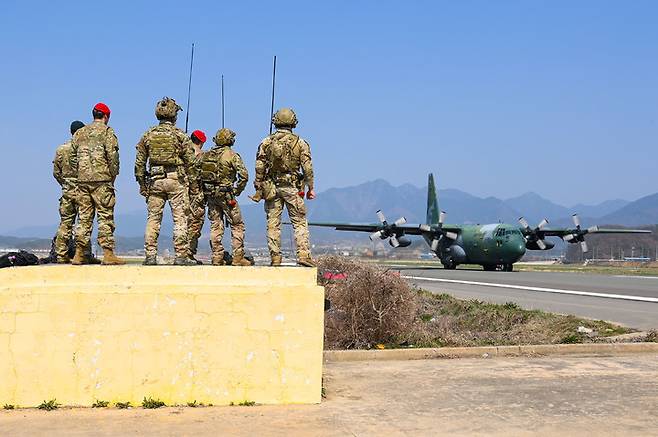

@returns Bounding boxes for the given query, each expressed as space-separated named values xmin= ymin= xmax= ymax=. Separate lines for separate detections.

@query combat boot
xmin=174 ymin=257 xmax=197 ymax=266
xmin=189 ymin=255 xmax=203 ymax=265
xmin=102 ymin=249 xmax=125 ymax=265
xmin=211 ymin=256 xmax=226 ymax=266
xmin=86 ymin=254 xmax=102 ymax=265
xmin=56 ymin=255 xmax=71 ymax=264
xmin=297 ymin=254 xmax=317 ymax=268
xmin=231 ymin=255 xmax=252 ymax=267
xmin=270 ymin=254 xmax=282 ymax=267
xmin=143 ymin=256 xmax=157 ymax=266
xmin=71 ymin=247 xmax=87 ymax=265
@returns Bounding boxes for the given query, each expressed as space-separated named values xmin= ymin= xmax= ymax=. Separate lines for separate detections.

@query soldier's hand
xmin=139 ymin=185 xmax=149 ymax=198
xmin=306 ymin=189 xmax=316 ymax=200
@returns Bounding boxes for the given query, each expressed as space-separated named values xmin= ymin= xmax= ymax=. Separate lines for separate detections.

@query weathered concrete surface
xmin=1 ymin=354 xmax=657 ymax=436
xmin=0 ymin=265 xmax=324 ymax=407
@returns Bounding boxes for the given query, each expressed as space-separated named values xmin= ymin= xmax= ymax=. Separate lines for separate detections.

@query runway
xmin=393 ymin=266 xmax=658 ymax=330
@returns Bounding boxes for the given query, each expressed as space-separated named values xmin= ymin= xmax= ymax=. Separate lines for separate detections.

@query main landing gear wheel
xmin=483 ymin=264 xmax=496 ymax=271
xmin=442 ymin=258 xmax=457 ymax=270
xmin=503 ymin=263 xmax=514 ymax=272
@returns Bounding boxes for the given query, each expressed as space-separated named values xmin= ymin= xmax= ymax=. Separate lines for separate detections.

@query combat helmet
xmin=272 ymin=108 xmax=298 ymax=128
xmin=155 ymin=97 xmax=182 ymax=120
xmin=214 ymin=128 xmax=236 ymax=146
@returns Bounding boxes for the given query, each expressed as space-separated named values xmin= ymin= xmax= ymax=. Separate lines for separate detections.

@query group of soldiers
xmin=53 ymin=98 xmax=316 ymax=267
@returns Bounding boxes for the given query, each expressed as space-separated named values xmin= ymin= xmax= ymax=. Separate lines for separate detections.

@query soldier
xmin=199 ymin=128 xmax=250 ymax=266
xmin=135 ymin=97 xmax=199 ymax=266
xmin=70 ymin=103 xmax=124 ymax=265
xmin=52 ymin=120 xmax=100 ymax=264
xmin=253 ymin=108 xmax=316 ymax=267
xmin=187 ymin=129 xmax=207 ymax=264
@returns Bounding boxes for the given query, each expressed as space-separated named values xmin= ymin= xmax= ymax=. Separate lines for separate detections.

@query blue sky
xmin=1 ymin=0 xmax=657 ymax=231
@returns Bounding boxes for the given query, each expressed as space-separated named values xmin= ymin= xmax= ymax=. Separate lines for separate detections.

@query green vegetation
xmin=142 ymin=397 xmax=166 ymax=409
xmin=91 ymin=400 xmax=109 ymax=408
xmin=115 ymin=401 xmax=131 ymax=409
xmin=37 ymin=399 xmax=60 ymax=411
xmin=186 ymin=400 xmax=205 ymax=407
xmin=230 ymin=400 xmax=256 ymax=406
xmin=3 ymin=404 xmax=15 ymax=410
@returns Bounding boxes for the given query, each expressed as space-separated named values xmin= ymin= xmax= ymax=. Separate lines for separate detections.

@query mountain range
xmin=4 ymin=179 xmax=657 ymax=247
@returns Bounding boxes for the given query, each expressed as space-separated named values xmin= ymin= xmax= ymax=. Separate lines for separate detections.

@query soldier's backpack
xmin=148 ymin=125 xmax=181 ymax=166
xmin=267 ymin=132 xmax=300 ymax=176
xmin=200 ymin=148 xmax=234 ymax=184
xmin=0 ymin=250 xmax=39 ymax=268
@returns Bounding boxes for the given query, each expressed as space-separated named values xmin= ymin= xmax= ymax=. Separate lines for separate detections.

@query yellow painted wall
xmin=0 ymin=265 xmax=324 ymax=407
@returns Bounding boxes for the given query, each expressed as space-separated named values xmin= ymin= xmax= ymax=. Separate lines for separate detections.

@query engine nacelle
xmin=526 ymin=240 xmax=555 ymax=251
xmin=390 ymin=236 xmax=412 ymax=248
xmin=447 ymin=244 xmax=467 ymax=263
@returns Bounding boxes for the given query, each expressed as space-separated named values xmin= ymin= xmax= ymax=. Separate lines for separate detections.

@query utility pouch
xmin=263 ymin=179 xmax=277 ymax=201
xmin=149 ymin=165 xmax=166 ymax=180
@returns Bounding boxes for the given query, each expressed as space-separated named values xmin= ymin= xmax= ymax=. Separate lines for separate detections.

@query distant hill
xmin=4 ymin=179 xmax=656 ymax=248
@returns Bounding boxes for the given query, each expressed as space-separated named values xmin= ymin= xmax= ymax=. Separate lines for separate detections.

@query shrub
xmin=142 ymin=397 xmax=166 ymax=409
xmin=318 ymin=256 xmax=418 ymax=349
xmin=37 ymin=399 xmax=60 ymax=411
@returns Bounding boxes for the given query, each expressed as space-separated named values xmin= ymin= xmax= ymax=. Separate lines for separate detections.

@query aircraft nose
xmin=515 ymin=241 xmax=526 ymax=258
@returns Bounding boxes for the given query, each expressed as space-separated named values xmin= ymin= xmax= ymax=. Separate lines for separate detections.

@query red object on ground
xmin=93 ymin=102 xmax=111 ymax=115
xmin=192 ymin=130 xmax=207 ymax=143
xmin=323 ymin=271 xmax=347 ymax=280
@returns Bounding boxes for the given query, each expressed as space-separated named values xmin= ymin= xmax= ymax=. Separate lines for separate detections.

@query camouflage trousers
xmin=264 ymin=184 xmax=310 ymax=258
xmin=187 ymin=192 xmax=206 ymax=256
xmin=145 ymin=173 xmax=190 ymax=258
xmin=75 ymin=181 xmax=116 ymax=251
xmin=207 ymin=193 xmax=245 ymax=260
xmin=55 ymin=189 xmax=78 ymax=258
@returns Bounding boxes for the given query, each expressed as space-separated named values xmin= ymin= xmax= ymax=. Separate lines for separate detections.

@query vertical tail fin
xmin=426 ymin=173 xmax=440 ymax=225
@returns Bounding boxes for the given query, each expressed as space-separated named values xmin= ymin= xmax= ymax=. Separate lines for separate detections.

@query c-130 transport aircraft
xmin=309 ymin=174 xmax=651 ymax=271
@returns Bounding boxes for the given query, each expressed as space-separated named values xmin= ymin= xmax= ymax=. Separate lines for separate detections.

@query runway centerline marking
xmin=402 ymin=275 xmax=658 ymax=303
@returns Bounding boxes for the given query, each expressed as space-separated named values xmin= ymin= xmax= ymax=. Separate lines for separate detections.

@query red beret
xmin=93 ymin=102 xmax=111 ymax=116
xmin=191 ymin=130 xmax=207 ymax=143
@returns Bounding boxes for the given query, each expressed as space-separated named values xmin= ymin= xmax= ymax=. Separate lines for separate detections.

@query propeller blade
xmin=376 ymin=210 xmax=386 ymax=224
xmin=563 ymin=234 xmax=575 ymax=242
xmin=369 ymin=231 xmax=382 ymax=241
xmin=419 ymin=224 xmax=431 ymax=232
xmin=439 ymin=211 xmax=446 ymax=225
xmin=572 ymin=214 xmax=581 ymax=228
xmin=430 ymin=238 xmax=440 ymax=252
xmin=537 ymin=218 xmax=549 ymax=230
xmin=518 ymin=217 xmax=530 ymax=229
xmin=537 ymin=239 xmax=547 ymax=250
xmin=445 ymin=231 xmax=458 ymax=240
xmin=390 ymin=235 xmax=400 ymax=248
xmin=580 ymin=241 xmax=589 ymax=253
xmin=587 ymin=226 xmax=599 ymax=233
xmin=394 ymin=217 xmax=407 ymax=226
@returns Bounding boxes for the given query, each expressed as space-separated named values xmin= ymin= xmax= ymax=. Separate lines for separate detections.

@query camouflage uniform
xmin=200 ymin=128 xmax=249 ymax=265
xmin=254 ymin=108 xmax=314 ymax=265
xmin=187 ymin=150 xmax=206 ymax=258
xmin=53 ymin=140 xmax=78 ymax=261
xmin=70 ymin=120 xmax=120 ymax=255
xmin=135 ymin=98 xmax=198 ymax=264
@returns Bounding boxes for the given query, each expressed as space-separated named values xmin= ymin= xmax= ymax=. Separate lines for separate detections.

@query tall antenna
xmin=184 ymin=43 xmax=195 ymax=133
xmin=221 ymin=74 xmax=225 ymax=128
xmin=269 ymin=55 xmax=277 ymax=134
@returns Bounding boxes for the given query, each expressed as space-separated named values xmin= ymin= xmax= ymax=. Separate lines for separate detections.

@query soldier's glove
xmin=306 ymin=189 xmax=316 ymax=200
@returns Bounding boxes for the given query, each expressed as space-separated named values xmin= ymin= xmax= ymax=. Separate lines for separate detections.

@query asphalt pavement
xmin=394 ymin=266 xmax=658 ymax=330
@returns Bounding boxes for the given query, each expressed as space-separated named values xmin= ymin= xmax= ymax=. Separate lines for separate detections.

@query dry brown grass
xmin=318 ymin=256 xmax=634 ymax=349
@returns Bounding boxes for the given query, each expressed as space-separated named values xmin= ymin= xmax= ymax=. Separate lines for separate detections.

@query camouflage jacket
xmin=71 ymin=120 xmax=120 ymax=183
xmin=53 ymin=139 xmax=76 ymax=190
xmin=134 ymin=121 xmax=198 ymax=189
xmin=254 ymin=128 xmax=314 ymax=190
xmin=201 ymin=145 xmax=248 ymax=196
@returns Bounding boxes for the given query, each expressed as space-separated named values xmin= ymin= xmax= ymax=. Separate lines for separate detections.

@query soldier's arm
xmin=299 ymin=139 xmax=314 ymax=191
xmin=70 ymin=135 xmax=79 ymax=177
xmin=233 ymin=153 xmax=249 ymax=196
xmin=254 ymin=139 xmax=268 ymax=189
xmin=180 ymin=134 xmax=199 ymax=194
xmin=134 ymin=134 xmax=148 ymax=186
xmin=105 ymin=127 xmax=120 ymax=180
xmin=53 ymin=148 xmax=64 ymax=186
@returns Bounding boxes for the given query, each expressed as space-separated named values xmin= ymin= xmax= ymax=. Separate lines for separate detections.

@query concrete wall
xmin=0 ymin=265 xmax=324 ymax=407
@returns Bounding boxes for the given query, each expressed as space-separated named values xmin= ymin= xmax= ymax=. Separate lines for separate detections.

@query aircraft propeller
xmin=369 ymin=210 xmax=411 ymax=248
xmin=519 ymin=216 xmax=549 ymax=250
xmin=562 ymin=214 xmax=598 ymax=253
xmin=420 ymin=210 xmax=458 ymax=251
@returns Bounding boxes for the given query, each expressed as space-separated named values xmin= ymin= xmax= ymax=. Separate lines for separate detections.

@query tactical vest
xmin=148 ymin=125 xmax=181 ymax=166
xmin=266 ymin=132 xmax=300 ymax=178
xmin=200 ymin=147 xmax=234 ymax=185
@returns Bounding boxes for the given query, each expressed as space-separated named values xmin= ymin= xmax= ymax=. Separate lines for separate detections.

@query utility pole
xmin=185 ymin=43 xmax=195 ymax=133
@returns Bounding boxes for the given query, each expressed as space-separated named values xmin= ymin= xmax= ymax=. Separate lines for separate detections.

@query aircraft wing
xmin=308 ymin=222 xmax=426 ymax=235
xmin=539 ymin=228 xmax=651 ymax=238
